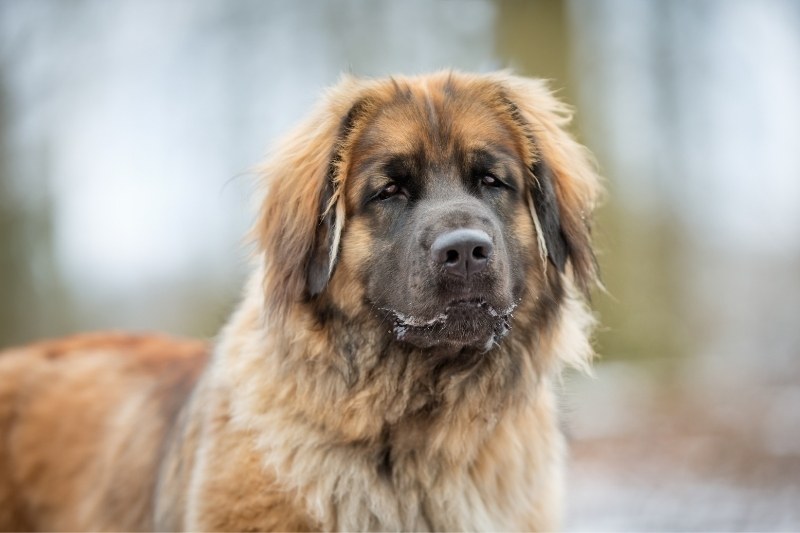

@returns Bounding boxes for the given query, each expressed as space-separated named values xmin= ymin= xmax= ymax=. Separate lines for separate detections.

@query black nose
xmin=431 ymin=228 xmax=493 ymax=278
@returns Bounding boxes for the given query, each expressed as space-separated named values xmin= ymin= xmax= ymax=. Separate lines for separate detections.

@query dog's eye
xmin=377 ymin=183 xmax=404 ymax=200
xmin=481 ymin=174 xmax=502 ymax=187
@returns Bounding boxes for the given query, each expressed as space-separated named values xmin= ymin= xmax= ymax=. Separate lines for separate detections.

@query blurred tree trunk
xmin=0 ymin=74 xmax=34 ymax=347
xmin=0 ymin=69 xmax=71 ymax=348
xmin=494 ymin=0 xmax=576 ymax=105
xmin=494 ymin=0 xmax=684 ymax=364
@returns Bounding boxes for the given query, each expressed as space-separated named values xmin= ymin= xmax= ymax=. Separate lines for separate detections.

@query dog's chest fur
xmin=178 ymin=287 xmax=568 ymax=531
xmin=224 ymin=371 xmax=563 ymax=531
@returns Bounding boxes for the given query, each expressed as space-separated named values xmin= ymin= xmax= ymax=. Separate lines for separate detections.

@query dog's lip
xmin=447 ymin=297 xmax=486 ymax=307
xmin=443 ymin=298 xmax=518 ymax=317
xmin=384 ymin=298 xmax=518 ymax=328
xmin=384 ymin=298 xmax=516 ymax=351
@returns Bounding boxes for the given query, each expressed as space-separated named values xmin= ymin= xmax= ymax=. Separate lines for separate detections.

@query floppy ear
xmin=529 ymin=158 xmax=569 ymax=273
xmin=305 ymin=175 xmax=337 ymax=297
xmin=498 ymin=74 xmax=602 ymax=295
xmin=255 ymin=77 xmax=370 ymax=319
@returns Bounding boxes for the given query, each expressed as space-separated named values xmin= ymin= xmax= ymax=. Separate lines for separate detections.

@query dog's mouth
xmin=385 ymin=298 xmax=517 ymax=352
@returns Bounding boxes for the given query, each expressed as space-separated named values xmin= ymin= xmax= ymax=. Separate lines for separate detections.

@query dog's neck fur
xmin=191 ymin=266 xmax=594 ymax=531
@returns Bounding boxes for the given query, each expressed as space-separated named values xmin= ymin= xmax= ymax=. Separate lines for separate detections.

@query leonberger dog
xmin=0 ymin=71 xmax=600 ymax=531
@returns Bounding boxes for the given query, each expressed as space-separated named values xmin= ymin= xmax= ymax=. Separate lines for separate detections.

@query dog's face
xmin=258 ymin=72 xmax=599 ymax=356
xmin=341 ymin=89 xmax=537 ymax=351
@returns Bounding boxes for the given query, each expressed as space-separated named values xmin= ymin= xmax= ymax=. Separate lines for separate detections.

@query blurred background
xmin=1 ymin=0 xmax=798 ymax=529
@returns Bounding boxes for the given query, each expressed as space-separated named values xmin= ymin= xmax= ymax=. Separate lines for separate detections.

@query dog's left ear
xmin=497 ymin=74 xmax=602 ymax=295
xmin=305 ymin=175 xmax=337 ymax=297
xmin=255 ymin=76 xmax=371 ymax=320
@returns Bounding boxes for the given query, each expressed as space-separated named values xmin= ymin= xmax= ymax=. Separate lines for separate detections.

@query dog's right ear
xmin=495 ymin=74 xmax=602 ymax=295
xmin=254 ymin=77 xmax=372 ymax=321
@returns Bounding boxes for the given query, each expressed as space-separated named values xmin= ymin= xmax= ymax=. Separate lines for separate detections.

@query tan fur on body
xmin=0 ymin=71 xmax=600 ymax=532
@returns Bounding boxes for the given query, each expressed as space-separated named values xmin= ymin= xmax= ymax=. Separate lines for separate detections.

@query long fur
xmin=0 ymin=71 xmax=601 ymax=532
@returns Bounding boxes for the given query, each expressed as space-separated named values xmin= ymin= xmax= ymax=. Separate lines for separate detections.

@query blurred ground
xmin=567 ymin=364 xmax=800 ymax=531
xmin=566 ymin=248 xmax=800 ymax=530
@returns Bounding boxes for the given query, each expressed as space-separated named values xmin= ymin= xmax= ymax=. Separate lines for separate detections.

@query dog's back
xmin=0 ymin=333 xmax=207 ymax=531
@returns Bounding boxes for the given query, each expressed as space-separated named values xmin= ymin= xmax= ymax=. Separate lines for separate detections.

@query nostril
xmin=430 ymin=228 xmax=493 ymax=278
xmin=472 ymin=246 xmax=488 ymax=260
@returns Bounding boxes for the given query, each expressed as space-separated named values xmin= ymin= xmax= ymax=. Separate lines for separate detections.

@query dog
xmin=0 ymin=71 xmax=600 ymax=531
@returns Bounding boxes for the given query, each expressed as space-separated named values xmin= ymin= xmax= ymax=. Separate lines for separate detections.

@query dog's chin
xmin=388 ymin=299 xmax=515 ymax=352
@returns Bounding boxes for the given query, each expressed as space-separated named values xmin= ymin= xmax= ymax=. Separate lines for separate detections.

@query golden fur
xmin=0 ymin=71 xmax=600 ymax=531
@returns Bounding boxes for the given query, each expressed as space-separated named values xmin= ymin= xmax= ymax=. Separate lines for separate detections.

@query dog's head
xmin=257 ymin=72 xmax=599 ymax=354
